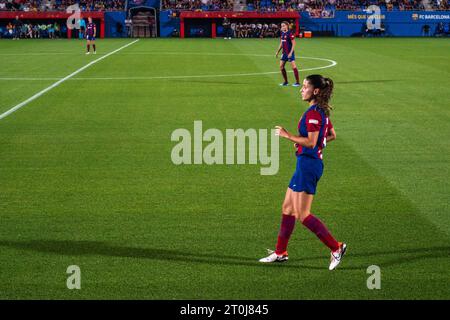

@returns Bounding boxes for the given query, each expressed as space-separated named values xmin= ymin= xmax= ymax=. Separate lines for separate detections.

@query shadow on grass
xmin=0 ymin=240 xmax=448 ymax=271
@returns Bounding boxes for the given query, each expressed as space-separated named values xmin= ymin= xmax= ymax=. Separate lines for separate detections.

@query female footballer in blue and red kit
xmin=86 ymin=17 xmax=96 ymax=55
xmin=259 ymin=74 xmax=346 ymax=270
xmin=275 ymin=21 xmax=300 ymax=87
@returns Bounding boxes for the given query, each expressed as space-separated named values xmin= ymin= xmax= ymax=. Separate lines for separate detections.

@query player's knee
xmin=297 ymin=211 xmax=310 ymax=223
xmin=282 ymin=204 xmax=292 ymax=215
xmin=280 ymin=65 xmax=285 ymax=71
xmin=291 ymin=210 xmax=301 ymax=221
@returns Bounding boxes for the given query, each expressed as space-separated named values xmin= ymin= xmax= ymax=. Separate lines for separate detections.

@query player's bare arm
xmin=288 ymin=39 xmax=295 ymax=58
xmin=275 ymin=42 xmax=282 ymax=57
xmin=275 ymin=126 xmax=319 ymax=149
xmin=326 ymin=128 xmax=336 ymax=142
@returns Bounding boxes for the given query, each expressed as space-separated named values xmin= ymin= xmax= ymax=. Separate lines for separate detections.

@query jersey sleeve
xmin=305 ymin=110 xmax=322 ymax=132
xmin=290 ymin=33 xmax=295 ymax=40
xmin=327 ymin=118 xmax=334 ymax=130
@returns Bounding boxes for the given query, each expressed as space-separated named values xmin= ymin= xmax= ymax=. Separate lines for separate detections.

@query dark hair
xmin=281 ymin=21 xmax=290 ymax=27
xmin=305 ymin=74 xmax=334 ymax=116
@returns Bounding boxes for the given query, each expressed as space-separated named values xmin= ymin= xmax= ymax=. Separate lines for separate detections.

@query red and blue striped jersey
xmin=295 ymin=105 xmax=331 ymax=160
xmin=87 ymin=23 xmax=96 ymax=37
xmin=281 ymin=31 xmax=295 ymax=55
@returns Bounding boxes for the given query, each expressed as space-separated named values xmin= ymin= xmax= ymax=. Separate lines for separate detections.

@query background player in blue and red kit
xmin=275 ymin=21 xmax=300 ymax=87
xmin=259 ymin=74 xmax=347 ymax=271
xmin=86 ymin=17 xmax=97 ymax=55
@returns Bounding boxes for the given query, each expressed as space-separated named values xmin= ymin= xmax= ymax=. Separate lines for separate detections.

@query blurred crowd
xmin=232 ymin=22 xmax=281 ymax=38
xmin=0 ymin=17 xmax=67 ymax=38
xmin=162 ymin=0 xmax=449 ymax=11
xmin=161 ymin=0 xmax=234 ymax=10
xmin=0 ymin=0 xmax=448 ymax=12
xmin=0 ymin=0 xmax=125 ymax=11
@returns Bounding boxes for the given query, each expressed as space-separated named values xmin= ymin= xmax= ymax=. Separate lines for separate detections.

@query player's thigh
xmin=290 ymin=60 xmax=297 ymax=69
xmin=279 ymin=60 xmax=286 ymax=69
xmin=281 ymin=188 xmax=295 ymax=216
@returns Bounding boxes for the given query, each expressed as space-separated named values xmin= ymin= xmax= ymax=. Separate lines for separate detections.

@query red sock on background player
xmin=293 ymin=67 xmax=300 ymax=84
xmin=281 ymin=68 xmax=288 ymax=84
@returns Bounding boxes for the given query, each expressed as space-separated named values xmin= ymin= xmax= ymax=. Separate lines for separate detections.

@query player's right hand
xmin=275 ymin=126 xmax=289 ymax=139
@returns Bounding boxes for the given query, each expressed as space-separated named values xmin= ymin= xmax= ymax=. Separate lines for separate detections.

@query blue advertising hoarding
xmin=300 ymin=10 xmax=450 ymax=36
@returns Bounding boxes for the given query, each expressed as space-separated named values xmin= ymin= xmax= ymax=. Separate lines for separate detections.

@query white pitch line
xmin=0 ymin=57 xmax=337 ymax=81
xmin=0 ymin=39 xmax=139 ymax=121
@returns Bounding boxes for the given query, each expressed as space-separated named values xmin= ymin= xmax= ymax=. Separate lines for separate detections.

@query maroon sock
xmin=87 ymin=44 xmax=90 ymax=52
xmin=302 ymin=214 xmax=339 ymax=252
xmin=293 ymin=68 xmax=300 ymax=84
xmin=281 ymin=68 xmax=288 ymax=83
xmin=275 ymin=214 xmax=296 ymax=254
xmin=93 ymin=44 xmax=96 ymax=51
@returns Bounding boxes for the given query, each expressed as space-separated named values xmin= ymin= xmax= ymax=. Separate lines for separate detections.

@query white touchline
xmin=0 ymin=39 xmax=139 ymax=121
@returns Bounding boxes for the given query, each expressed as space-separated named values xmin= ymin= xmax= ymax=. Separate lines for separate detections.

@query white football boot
xmin=259 ymin=249 xmax=289 ymax=263
xmin=329 ymin=243 xmax=347 ymax=271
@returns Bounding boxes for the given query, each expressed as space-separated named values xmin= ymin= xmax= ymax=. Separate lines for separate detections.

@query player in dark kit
xmin=259 ymin=74 xmax=346 ymax=271
xmin=275 ymin=21 xmax=300 ymax=87
xmin=86 ymin=17 xmax=97 ymax=55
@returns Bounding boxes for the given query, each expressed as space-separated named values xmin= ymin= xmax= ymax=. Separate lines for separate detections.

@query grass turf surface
xmin=0 ymin=38 xmax=449 ymax=299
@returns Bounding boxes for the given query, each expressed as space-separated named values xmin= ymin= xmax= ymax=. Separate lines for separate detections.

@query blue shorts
xmin=288 ymin=155 xmax=323 ymax=194
xmin=86 ymin=35 xmax=96 ymax=41
xmin=281 ymin=52 xmax=295 ymax=62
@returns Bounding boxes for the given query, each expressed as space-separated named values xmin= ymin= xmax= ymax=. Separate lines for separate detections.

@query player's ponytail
xmin=305 ymin=74 xmax=334 ymax=116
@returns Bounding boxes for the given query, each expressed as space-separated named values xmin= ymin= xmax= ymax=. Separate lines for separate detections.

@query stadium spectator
xmin=6 ymin=22 xmax=14 ymax=37
xmin=434 ymin=22 xmax=445 ymax=36
xmin=222 ymin=17 xmax=232 ymax=39
xmin=232 ymin=21 xmax=280 ymax=38
xmin=171 ymin=27 xmax=180 ymax=37
xmin=4 ymin=20 xmax=65 ymax=39
xmin=2 ymin=0 xmax=446 ymax=14
xmin=38 ymin=23 xmax=46 ymax=38
xmin=26 ymin=23 xmax=33 ymax=38
xmin=162 ymin=0 xmax=234 ymax=11
xmin=13 ymin=16 xmax=22 ymax=40
xmin=32 ymin=23 xmax=39 ymax=38
xmin=160 ymin=0 xmax=437 ymax=15
xmin=48 ymin=22 xmax=55 ymax=39
xmin=54 ymin=21 xmax=60 ymax=37
xmin=125 ymin=16 xmax=133 ymax=37
xmin=0 ymin=0 xmax=125 ymax=12
xmin=79 ymin=17 xmax=86 ymax=39
xmin=422 ymin=24 xmax=430 ymax=37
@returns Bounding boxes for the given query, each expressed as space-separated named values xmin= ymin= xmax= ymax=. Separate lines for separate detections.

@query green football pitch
xmin=0 ymin=38 xmax=449 ymax=299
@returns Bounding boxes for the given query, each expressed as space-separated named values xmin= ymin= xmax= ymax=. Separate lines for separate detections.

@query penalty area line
xmin=0 ymin=39 xmax=140 ymax=121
